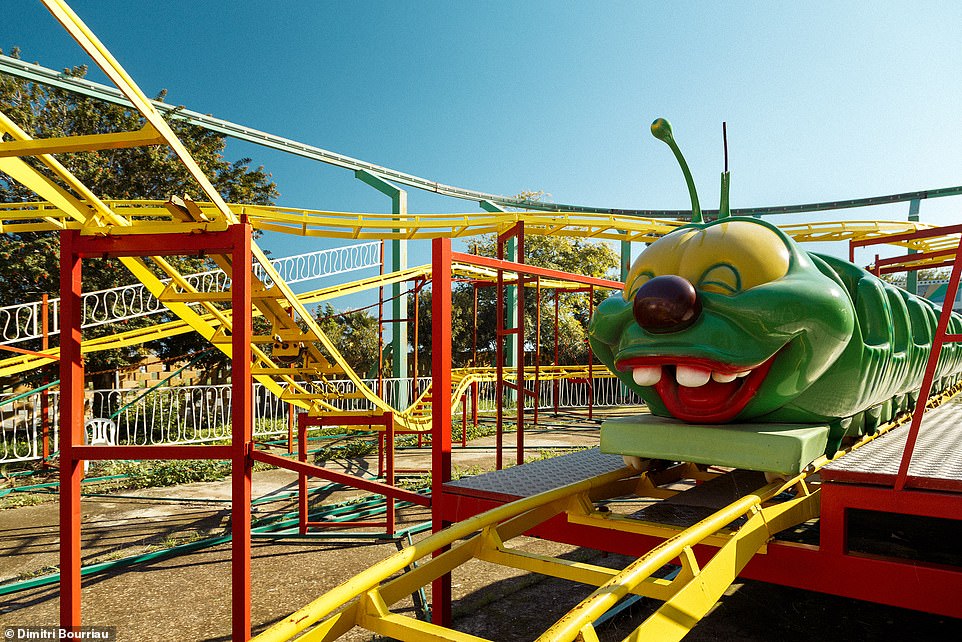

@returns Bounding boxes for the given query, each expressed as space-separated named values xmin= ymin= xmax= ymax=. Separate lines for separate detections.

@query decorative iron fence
xmin=0 ymin=242 xmax=380 ymax=346
xmin=0 ymin=375 xmax=642 ymax=464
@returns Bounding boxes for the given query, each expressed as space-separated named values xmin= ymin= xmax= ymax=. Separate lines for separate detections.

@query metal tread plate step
xmin=442 ymin=448 xmax=625 ymax=502
xmin=822 ymin=399 xmax=962 ymax=491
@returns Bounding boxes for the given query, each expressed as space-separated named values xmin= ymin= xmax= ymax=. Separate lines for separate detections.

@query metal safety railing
xmin=0 ymin=375 xmax=640 ymax=464
xmin=0 ymin=242 xmax=380 ymax=346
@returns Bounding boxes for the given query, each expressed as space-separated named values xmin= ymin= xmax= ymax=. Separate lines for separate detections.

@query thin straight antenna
xmin=723 ymin=122 xmax=729 ymax=173
xmin=719 ymin=121 xmax=731 ymax=219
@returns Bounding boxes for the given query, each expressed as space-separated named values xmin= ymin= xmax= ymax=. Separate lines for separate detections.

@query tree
xmin=316 ymin=303 xmax=382 ymax=379
xmin=0 ymin=48 xmax=279 ymax=387
xmin=415 ymin=233 xmax=621 ymax=370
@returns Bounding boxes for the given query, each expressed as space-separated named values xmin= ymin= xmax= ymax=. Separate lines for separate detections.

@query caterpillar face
xmin=589 ymin=217 xmax=856 ymax=423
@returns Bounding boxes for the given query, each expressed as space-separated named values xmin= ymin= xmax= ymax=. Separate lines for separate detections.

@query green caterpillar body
xmin=589 ymin=216 xmax=962 ymax=454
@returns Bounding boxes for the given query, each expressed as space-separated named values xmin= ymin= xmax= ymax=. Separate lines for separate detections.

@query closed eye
xmin=697 ymin=263 xmax=741 ymax=295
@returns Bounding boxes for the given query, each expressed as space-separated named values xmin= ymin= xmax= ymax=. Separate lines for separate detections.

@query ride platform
xmin=821 ymin=398 xmax=962 ymax=491
xmin=440 ymin=400 xmax=962 ymax=625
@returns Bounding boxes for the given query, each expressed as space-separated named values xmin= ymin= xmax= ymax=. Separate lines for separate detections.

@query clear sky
xmin=4 ymin=1 xmax=962 ymax=290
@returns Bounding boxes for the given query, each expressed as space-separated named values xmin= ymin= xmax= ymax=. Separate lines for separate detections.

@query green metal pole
xmin=356 ymin=170 xmax=409 ymax=408
xmin=907 ymin=198 xmax=921 ymax=295
xmin=620 ymin=237 xmax=632 ymax=282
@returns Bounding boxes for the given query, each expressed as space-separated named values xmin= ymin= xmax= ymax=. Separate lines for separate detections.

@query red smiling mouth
xmin=616 ymin=354 xmax=778 ymax=423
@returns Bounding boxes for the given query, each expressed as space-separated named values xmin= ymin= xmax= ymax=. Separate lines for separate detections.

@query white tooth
xmin=676 ymin=365 xmax=711 ymax=388
xmin=712 ymin=371 xmax=737 ymax=383
xmin=734 ymin=370 xmax=751 ymax=378
xmin=632 ymin=366 xmax=662 ymax=386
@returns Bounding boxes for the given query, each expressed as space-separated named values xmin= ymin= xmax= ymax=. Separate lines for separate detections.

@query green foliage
xmin=316 ymin=303 xmax=382 ymax=377
xmin=881 ymin=268 xmax=951 ymax=289
xmin=93 ymin=459 xmax=232 ymax=488
xmin=0 ymin=48 xmax=279 ymax=384
xmin=312 ymin=438 xmax=378 ymax=462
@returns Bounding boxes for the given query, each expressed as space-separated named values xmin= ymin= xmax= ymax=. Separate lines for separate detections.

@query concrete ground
xmin=1 ymin=410 xmax=961 ymax=641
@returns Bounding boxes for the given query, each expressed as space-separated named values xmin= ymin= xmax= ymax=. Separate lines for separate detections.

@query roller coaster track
xmin=252 ymin=385 xmax=957 ymax=642
xmin=2 ymin=199 xmax=959 ymax=257
xmin=253 ymin=457 xmax=816 ymax=642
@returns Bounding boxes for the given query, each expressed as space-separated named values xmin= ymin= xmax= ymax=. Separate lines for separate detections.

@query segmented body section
xmin=789 ymin=253 xmax=962 ymax=449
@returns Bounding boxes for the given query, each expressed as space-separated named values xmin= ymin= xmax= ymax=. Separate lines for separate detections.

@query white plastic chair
xmin=83 ymin=418 xmax=117 ymax=474
xmin=84 ymin=418 xmax=117 ymax=446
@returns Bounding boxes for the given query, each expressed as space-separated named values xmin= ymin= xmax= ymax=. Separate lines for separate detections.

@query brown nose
xmin=632 ymin=275 xmax=702 ymax=333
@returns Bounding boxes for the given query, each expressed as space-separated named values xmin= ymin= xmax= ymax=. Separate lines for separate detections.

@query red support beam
xmin=69 ymin=230 xmax=236 ymax=258
xmin=849 ymin=222 xmax=962 ymax=250
xmin=298 ymin=414 xmax=308 ymax=535
xmin=72 ymin=444 xmax=234 ymax=460
xmin=59 ymin=229 xmax=83 ymax=631
xmin=431 ymin=236 xmax=454 ymax=626
xmin=515 ymin=224 xmax=525 ymax=466
xmin=250 ymin=450 xmax=430 ymax=507
xmin=495 ymin=238 xmax=505 ymax=471
xmin=57 ymin=226 xmax=264 ymax=638
xmin=871 ymin=247 xmax=958 ymax=271
xmin=452 ymin=252 xmax=623 ymax=291
xmin=385 ymin=420 xmax=396 ymax=534
xmin=230 ymin=222 xmax=254 ymax=642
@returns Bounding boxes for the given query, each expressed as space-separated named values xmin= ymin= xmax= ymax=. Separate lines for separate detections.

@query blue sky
xmin=4 ymin=1 xmax=962 ymax=298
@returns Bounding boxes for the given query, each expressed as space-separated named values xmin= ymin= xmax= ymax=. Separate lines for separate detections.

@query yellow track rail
xmin=3 ymin=199 xmax=959 ymax=255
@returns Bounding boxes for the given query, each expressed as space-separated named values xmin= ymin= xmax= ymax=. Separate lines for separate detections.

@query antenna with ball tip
xmin=651 ymin=117 xmax=702 ymax=223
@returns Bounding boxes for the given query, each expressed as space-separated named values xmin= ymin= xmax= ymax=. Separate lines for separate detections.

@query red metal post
xmin=512 ymin=224 xmax=526 ymax=466
xmin=533 ymin=276 xmax=541 ymax=426
xmin=554 ymin=291 xmax=560 ymax=415
xmin=385 ymin=418 xmax=396 ymax=534
xmin=231 ymin=222 xmax=253 ymax=641
xmin=298 ymin=413 xmax=308 ymax=535
xmin=59 ymin=230 xmax=83 ymax=630
xmin=495 ymin=239 xmax=505 ymax=470
xmin=41 ymin=293 xmax=50 ymax=467
xmin=431 ymin=237 xmax=453 ymax=626
xmin=588 ymin=285 xmax=595 ymax=421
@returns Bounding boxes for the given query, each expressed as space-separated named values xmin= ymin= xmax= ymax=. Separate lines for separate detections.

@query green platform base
xmin=600 ymin=414 xmax=830 ymax=475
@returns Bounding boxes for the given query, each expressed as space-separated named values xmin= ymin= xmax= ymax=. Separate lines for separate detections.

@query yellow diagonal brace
xmin=0 ymin=123 xmax=165 ymax=158
xmin=0 ymin=111 xmax=125 ymax=227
